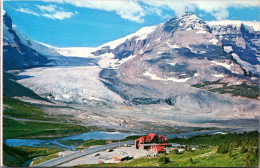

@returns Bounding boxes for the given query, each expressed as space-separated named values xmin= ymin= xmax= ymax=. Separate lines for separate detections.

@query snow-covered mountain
xmin=3 ymin=13 xmax=259 ymax=121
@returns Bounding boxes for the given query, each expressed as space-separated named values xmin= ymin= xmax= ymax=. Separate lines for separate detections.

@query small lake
xmin=5 ymin=131 xmax=137 ymax=148
xmin=5 ymin=128 xmax=238 ymax=149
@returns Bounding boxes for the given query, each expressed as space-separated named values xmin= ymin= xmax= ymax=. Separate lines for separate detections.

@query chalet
xmin=135 ymin=133 xmax=172 ymax=153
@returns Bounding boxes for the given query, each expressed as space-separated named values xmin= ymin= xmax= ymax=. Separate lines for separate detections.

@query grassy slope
xmin=76 ymin=147 xmax=251 ymax=167
xmin=3 ymin=96 xmax=54 ymax=121
xmin=3 ymin=96 xmax=94 ymax=139
xmin=3 ymin=145 xmax=60 ymax=167
xmin=3 ymin=118 xmax=92 ymax=139
xmin=31 ymin=153 xmax=60 ymax=166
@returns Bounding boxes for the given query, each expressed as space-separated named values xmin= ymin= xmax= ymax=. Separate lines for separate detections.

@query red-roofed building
xmin=151 ymin=145 xmax=166 ymax=154
xmin=135 ymin=133 xmax=172 ymax=151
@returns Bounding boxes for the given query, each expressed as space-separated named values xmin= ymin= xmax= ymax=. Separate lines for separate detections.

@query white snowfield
xmin=17 ymin=66 xmax=124 ymax=104
xmin=37 ymin=42 xmax=96 ymax=58
xmin=143 ymin=71 xmax=192 ymax=82
xmin=50 ymin=47 xmax=96 ymax=58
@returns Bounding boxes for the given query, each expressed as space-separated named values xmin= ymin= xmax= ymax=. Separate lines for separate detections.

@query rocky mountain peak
xmin=163 ymin=13 xmax=211 ymax=33
xmin=3 ymin=12 xmax=12 ymax=29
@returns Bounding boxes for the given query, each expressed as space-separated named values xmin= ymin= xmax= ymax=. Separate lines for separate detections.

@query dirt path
xmin=3 ymin=115 xmax=65 ymax=124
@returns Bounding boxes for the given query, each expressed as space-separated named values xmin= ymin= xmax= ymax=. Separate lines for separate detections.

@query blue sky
xmin=4 ymin=0 xmax=260 ymax=47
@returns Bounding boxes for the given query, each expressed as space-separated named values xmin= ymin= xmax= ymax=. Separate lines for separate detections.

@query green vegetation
xmin=3 ymin=96 xmax=54 ymax=121
xmin=31 ymin=153 xmax=60 ymax=166
xmin=192 ymin=80 xmax=259 ymax=99
xmin=3 ymin=96 xmax=96 ymax=139
xmin=82 ymin=139 xmax=107 ymax=148
xmin=76 ymin=131 xmax=259 ymax=167
xmin=3 ymin=144 xmax=60 ymax=167
xmin=158 ymin=156 xmax=170 ymax=164
xmin=168 ymin=131 xmax=258 ymax=146
xmin=192 ymin=79 xmax=227 ymax=88
xmin=3 ymin=117 xmax=92 ymax=139
xmin=209 ymin=83 xmax=259 ymax=99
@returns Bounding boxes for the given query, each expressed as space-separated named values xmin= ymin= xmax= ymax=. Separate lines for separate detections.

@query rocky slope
xmin=3 ymin=13 xmax=50 ymax=71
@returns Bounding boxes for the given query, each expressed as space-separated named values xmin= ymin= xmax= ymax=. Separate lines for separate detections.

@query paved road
xmin=33 ymin=140 xmax=135 ymax=167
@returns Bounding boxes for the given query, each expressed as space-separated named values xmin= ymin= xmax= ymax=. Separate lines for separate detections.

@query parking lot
xmin=59 ymin=145 xmax=153 ymax=166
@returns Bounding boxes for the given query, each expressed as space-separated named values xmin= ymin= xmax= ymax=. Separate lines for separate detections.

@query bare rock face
xmin=3 ymin=13 xmax=50 ymax=71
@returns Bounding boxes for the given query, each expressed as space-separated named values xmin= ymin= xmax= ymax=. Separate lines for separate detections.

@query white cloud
xmin=16 ymin=4 xmax=76 ymax=20
xmin=37 ymin=0 xmax=260 ymax=21
xmin=16 ymin=7 xmax=40 ymax=16
xmin=42 ymin=11 xmax=74 ymax=20
xmin=142 ymin=0 xmax=259 ymax=20
xmin=37 ymin=5 xmax=57 ymax=12
xmin=43 ymin=0 xmax=145 ymax=23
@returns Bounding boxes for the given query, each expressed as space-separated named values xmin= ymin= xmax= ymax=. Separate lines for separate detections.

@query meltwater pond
xmin=5 ymin=131 xmax=137 ymax=148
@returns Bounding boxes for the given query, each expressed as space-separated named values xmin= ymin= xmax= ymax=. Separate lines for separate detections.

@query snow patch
xmin=223 ymin=46 xmax=233 ymax=53
xmin=143 ymin=71 xmax=162 ymax=81
xmin=209 ymin=38 xmax=218 ymax=44
xmin=168 ymin=62 xmax=176 ymax=66
xmin=143 ymin=71 xmax=191 ymax=82
xmin=231 ymin=53 xmax=258 ymax=73
xmin=196 ymin=30 xmax=207 ymax=34
xmin=166 ymin=42 xmax=180 ymax=49
xmin=213 ymin=74 xmax=224 ymax=78
xmin=88 ymin=96 xmax=104 ymax=101
xmin=118 ymin=55 xmax=136 ymax=65
xmin=154 ymin=38 xmax=161 ymax=42
xmin=194 ymin=73 xmax=199 ymax=77
xmin=135 ymin=26 xmax=157 ymax=41
xmin=210 ymin=60 xmax=232 ymax=70
xmin=157 ymin=50 xmax=165 ymax=55
xmin=167 ymin=77 xmax=191 ymax=82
